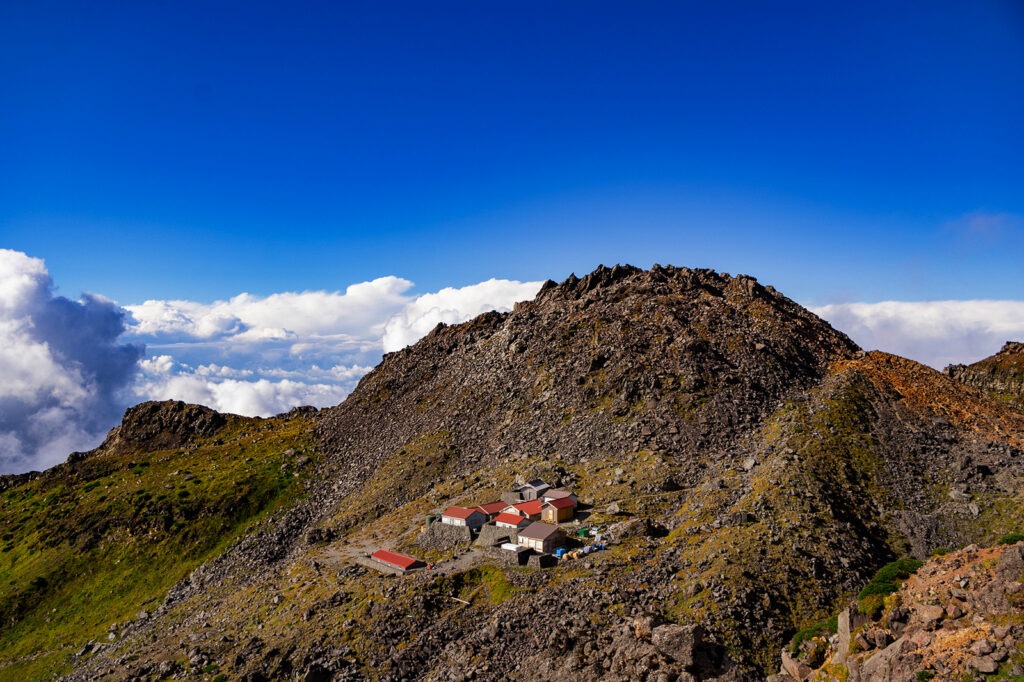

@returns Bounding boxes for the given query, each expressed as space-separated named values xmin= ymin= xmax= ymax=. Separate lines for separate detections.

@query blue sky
xmin=2 ymin=1 xmax=1022 ymax=304
xmin=2 ymin=2 xmax=1024 ymax=472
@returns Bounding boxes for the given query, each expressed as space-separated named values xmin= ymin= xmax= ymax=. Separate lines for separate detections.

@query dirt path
xmin=318 ymin=536 xmax=379 ymax=567
xmin=431 ymin=547 xmax=482 ymax=575
xmin=318 ymin=534 xmax=482 ymax=577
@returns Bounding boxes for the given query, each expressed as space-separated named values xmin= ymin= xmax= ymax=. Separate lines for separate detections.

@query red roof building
xmin=443 ymin=506 xmax=479 ymax=519
xmin=541 ymin=496 xmax=576 ymax=523
xmin=441 ymin=506 xmax=486 ymax=529
xmin=494 ymin=512 xmax=531 ymax=528
xmin=370 ymin=549 xmax=422 ymax=573
xmin=504 ymin=499 xmax=543 ymax=520
xmin=476 ymin=501 xmax=507 ymax=518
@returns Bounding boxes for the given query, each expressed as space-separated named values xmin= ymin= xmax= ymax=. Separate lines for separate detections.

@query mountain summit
xmin=2 ymin=265 xmax=1023 ymax=681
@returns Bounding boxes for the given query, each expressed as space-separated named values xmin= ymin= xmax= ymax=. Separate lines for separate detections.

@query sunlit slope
xmin=0 ymin=402 xmax=317 ymax=680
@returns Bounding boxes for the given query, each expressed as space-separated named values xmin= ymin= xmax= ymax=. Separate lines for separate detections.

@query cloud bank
xmin=126 ymin=278 xmax=544 ymax=418
xmin=0 ymin=249 xmax=542 ymax=473
xmin=0 ymin=249 xmax=144 ymax=473
xmin=382 ymin=279 xmax=545 ymax=352
xmin=812 ymin=300 xmax=1024 ymax=369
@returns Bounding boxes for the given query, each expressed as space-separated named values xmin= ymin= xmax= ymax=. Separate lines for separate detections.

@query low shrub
xmin=998 ymin=532 xmax=1024 ymax=545
xmin=857 ymin=557 xmax=922 ymax=618
xmin=789 ymin=614 xmax=839 ymax=654
xmin=872 ymin=557 xmax=923 ymax=584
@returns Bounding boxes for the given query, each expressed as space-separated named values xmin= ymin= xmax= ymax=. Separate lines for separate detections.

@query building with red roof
xmin=541 ymin=496 xmax=576 ymax=523
xmin=441 ymin=506 xmax=487 ymax=530
xmin=475 ymin=501 xmax=507 ymax=520
xmin=503 ymin=499 xmax=543 ymax=521
xmin=370 ymin=549 xmax=423 ymax=573
xmin=494 ymin=512 xmax=531 ymax=530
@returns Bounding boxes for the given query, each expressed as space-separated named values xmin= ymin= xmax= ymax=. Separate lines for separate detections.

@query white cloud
xmin=0 ymin=249 xmax=144 ymax=473
xmin=382 ymin=279 xmax=543 ymax=352
xmin=127 ymin=276 xmax=413 ymax=341
xmin=812 ymin=300 xmax=1024 ymax=369
xmin=134 ymin=369 xmax=350 ymax=418
xmin=125 ymin=277 xmax=544 ymax=419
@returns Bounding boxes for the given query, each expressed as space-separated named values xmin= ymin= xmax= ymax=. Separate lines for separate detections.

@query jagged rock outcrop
xmin=947 ymin=341 xmax=1024 ymax=411
xmin=97 ymin=400 xmax=229 ymax=452
xmin=773 ymin=542 xmax=1024 ymax=681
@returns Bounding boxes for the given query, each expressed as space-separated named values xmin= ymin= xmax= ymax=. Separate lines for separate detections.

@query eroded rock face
xmin=946 ymin=341 xmax=1024 ymax=411
xmin=776 ymin=543 xmax=1024 ymax=681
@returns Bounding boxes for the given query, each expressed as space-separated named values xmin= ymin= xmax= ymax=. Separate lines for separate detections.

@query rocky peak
xmin=535 ymin=263 xmax=782 ymax=305
xmin=946 ymin=340 xmax=1024 ymax=410
xmin=536 ymin=263 xmax=643 ymax=300
xmin=320 ymin=264 xmax=860 ymax=466
xmin=98 ymin=400 xmax=228 ymax=453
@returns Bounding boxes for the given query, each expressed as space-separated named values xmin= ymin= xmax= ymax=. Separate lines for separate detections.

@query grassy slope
xmin=0 ymin=412 xmax=317 ymax=680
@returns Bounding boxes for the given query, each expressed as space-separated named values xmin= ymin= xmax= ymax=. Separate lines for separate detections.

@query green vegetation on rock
xmin=999 ymin=532 xmax=1024 ymax=545
xmin=857 ymin=557 xmax=923 ymax=618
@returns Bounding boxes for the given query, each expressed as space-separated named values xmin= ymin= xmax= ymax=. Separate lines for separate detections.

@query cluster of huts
xmin=435 ymin=479 xmax=579 ymax=562
xmin=369 ymin=479 xmax=591 ymax=574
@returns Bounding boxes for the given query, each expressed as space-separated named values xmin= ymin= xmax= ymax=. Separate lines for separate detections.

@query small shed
xmin=542 ymin=488 xmax=578 ymax=508
xmin=500 ymin=487 xmax=525 ymax=505
xmin=516 ymin=522 xmax=567 ymax=554
xmin=541 ymin=497 xmax=575 ymax=523
xmin=370 ymin=550 xmax=423 ymax=574
xmin=520 ymin=479 xmax=551 ymax=501
xmin=441 ymin=506 xmax=487 ymax=530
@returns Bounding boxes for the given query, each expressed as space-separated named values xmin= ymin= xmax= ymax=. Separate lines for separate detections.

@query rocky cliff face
xmin=3 ymin=265 xmax=1024 ymax=682
xmin=772 ymin=542 xmax=1024 ymax=681
xmin=947 ymin=341 xmax=1024 ymax=411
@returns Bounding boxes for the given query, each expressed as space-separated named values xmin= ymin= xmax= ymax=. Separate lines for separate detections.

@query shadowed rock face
xmin=946 ymin=341 xmax=1024 ymax=411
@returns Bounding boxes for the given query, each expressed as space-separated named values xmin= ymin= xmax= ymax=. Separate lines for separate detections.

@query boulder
xmin=917 ymin=604 xmax=945 ymax=630
xmin=969 ymin=655 xmax=998 ymax=674
xmin=780 ymin=650 xmax=812 ymax=680
xmin=650 ymin=624 xmax=703 ymax=668
xmin=834 ymin=608 xmax=852 ymax=662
